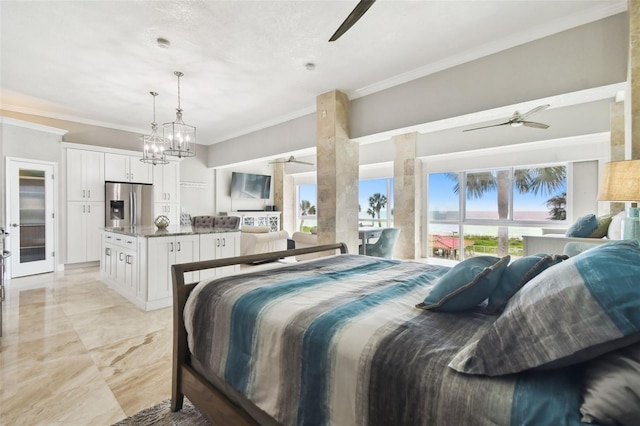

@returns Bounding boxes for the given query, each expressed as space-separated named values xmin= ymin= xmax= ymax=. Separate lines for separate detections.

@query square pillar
xmin=316 ymin=90 xmax=359 ymax=252
xmin=393 ymin=133 xmax=422 ymax=259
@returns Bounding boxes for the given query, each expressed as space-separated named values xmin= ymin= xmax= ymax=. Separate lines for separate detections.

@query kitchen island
xmin=101 ymin=226 xmax=240 ymax=311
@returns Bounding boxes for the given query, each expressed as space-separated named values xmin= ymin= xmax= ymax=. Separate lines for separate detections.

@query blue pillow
xmin=416 ymin=255 xmax=510 ymax=312
xmin=450 ymin=240 xmax=640 ymax=376
xmin=484 ymin=253 xmax=567 ymax=314
xmin=566 ymin=214 xmax=598 ymax=237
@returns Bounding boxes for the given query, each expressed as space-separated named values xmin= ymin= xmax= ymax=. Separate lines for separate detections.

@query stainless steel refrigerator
xmin=105 ymin=181 xmax=154 ymax=228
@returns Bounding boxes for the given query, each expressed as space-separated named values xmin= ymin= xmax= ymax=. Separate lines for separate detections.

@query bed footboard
xmin=171 ymin=243 xmax=348 ymax=424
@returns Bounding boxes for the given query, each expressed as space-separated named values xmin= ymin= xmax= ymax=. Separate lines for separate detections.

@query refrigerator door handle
xmin=131 ymin=191 xmax=137 ymax=227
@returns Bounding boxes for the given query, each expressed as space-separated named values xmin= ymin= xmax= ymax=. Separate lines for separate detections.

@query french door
xmin=7 ymin=159 xmax=56 ymax=277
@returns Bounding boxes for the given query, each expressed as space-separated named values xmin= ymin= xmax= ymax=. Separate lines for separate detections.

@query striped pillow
xmin=449 ymin=240 xmax=640 ymax=376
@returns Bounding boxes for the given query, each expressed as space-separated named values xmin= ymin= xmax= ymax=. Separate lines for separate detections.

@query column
xmin=610 ymin=101 xmax=625 ymax=215
xmin=628 ymin=0 xmax=640 ymax=159
xmin=393 ymin=133 xmax=422 ymax=259
xmin=316 ymin=90 xmax=359 ymax=252
xmin=272 ymin=161 xmax=285 ymax=230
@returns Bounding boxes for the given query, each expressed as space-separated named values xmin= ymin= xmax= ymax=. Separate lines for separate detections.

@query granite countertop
xmin=102 ymin=226 xmax=240 ymax=238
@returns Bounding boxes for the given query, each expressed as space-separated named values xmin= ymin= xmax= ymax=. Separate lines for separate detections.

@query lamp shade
xmin=597 ymin=160 xmax=640 ymax=202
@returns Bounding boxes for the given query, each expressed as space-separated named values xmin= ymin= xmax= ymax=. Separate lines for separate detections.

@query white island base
xmin=100 ymin=226 xmax=240 ymax=311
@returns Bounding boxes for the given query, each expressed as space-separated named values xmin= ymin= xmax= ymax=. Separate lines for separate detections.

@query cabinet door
xmin=129 ymin=158 xmax=153 ymax=184
xmin=84 ymin=151 xmax=105 ymax=201
xmin=102 ymin=238 xmax=115 ymax=277
xmin=163 ymin=161 xmax=180 ymax=202
xmin=115 ymin=248 xmax=127 ymax=285
xmin=175 ymin=235 xmax=199 ymax=283
xmin=105 ymin=153 xmax=129 ymax=182
xmin=67 ymin=202 xmax=86 ymax=263
xmin=147 ymin=237 xmax=174 ymax=300
xmin=124 ymin=250 xmax=138 ymax=294
xmin=85 ymin=202 xmax=104 ymax=262
xmin=198 ymin=234 xmax=217 ymax=282
xmin=216 ymin=233 xmax=240 ymax=276
xmin=67 ymin=149 xmax=85 ymax=201
xmin=165 ymin=203 xmax=180 ymax=228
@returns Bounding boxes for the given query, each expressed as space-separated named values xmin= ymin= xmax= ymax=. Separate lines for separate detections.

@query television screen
xmin=230 ymin=172 xmax=271 ymax=199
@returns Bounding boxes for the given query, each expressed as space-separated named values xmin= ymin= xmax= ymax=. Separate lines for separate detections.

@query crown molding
xmin=0 ymin=116 xmax=68 ymax=135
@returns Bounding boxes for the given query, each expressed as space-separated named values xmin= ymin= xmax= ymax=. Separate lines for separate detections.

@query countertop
xmin=102 ymin=226 xmax=240 ymax=238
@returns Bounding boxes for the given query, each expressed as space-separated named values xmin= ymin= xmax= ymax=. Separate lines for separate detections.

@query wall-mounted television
xmin=230 ymin=172 xmax=271 ymax=199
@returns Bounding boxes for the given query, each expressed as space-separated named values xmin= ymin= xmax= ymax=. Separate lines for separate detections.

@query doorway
xmin=6 ymin=158 xmax=57 ymax=278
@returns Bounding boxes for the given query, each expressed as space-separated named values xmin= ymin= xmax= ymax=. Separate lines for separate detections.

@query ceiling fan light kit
xmin=270 ymin=156 xmax=314 ymax=166
xmin=463 ymin=104 xmax=550 ymax=132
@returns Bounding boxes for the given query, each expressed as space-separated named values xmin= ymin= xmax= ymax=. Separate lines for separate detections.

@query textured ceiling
xmin=0 ymin=0 xmax=627 ymax=145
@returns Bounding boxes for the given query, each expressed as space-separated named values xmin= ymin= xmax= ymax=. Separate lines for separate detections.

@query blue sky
xmin=428 ymin=172 xmax=566 ymax=212
xmin=298 ymin=179 xmax=394 ymax=215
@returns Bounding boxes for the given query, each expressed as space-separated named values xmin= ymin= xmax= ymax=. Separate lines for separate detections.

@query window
xmin=359 ymin=178 xmax=394 ymax=228
xmin=428 ymin=164 xmax=567 ymax=261
xmin=297 ymin=184 xmax=317 ymax=232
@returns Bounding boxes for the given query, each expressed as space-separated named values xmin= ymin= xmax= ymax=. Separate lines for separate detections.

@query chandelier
xmin=164 ymin=71 xmax=196 ymax=158
xmin=140 ymin=91 xmax=169 ymax=165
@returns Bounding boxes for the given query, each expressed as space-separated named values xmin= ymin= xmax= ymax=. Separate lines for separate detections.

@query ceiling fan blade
xmin=462 ymin=121 xmax=510 ymax=132
xmin=519 ymin=104 xmax=550 ymax=120
xmin=520 ymin=121 xmax=549 ymax=129
xmin=293 ymin=160 xmax=314 ymax=166
xmin=329 ymin=0 xmax=376 ymax=42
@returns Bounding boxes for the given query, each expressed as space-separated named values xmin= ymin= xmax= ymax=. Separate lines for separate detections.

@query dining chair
xmin=359 ymin=227 xmax=401 ymax=259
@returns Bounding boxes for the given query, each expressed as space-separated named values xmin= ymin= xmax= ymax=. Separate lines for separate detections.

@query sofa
xmin=523 ymin=211 xmax=625 ymax=256
xmin=291 ymin=231 xmax=324 ymax=261
xmin=240 ymin=225 xmax=289 ymax=256
xmin=192 ymin=215 xmax=241 ymax=229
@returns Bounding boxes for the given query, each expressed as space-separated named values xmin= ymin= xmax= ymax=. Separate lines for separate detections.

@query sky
xmin=428 ymin=171 xmax=566 ymax=213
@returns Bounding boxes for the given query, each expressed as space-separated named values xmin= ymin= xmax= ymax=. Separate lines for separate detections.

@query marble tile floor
xmin=0 ymin=266 xmax=173 ymax=425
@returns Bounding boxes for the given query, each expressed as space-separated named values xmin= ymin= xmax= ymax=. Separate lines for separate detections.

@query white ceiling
xmin=0 ymin=0 xmax=627 ymax=146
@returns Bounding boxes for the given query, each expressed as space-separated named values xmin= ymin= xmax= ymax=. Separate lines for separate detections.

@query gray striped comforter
xmin=184 ymin=255 xmax=588 ymax=426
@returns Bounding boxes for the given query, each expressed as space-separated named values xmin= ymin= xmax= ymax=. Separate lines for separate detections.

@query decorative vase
xmin=621 ymin=207 xmax=640 ymax=240
xmin=154 ymin=215 xmax=170 ymax=230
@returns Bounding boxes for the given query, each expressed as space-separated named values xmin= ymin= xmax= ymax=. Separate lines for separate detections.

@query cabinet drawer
xmin=111 ymin=234 xmax=137 ymax=249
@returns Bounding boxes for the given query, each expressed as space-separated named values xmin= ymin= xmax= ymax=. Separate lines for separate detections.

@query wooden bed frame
xmin=170 ymin=243 xmax=349 ymax=425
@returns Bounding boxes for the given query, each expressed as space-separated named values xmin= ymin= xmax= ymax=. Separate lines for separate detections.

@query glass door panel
xmin=19 ymin=169 xmax=46 ymax=262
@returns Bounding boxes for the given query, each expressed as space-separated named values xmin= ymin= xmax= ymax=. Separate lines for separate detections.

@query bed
xmin=171 ymin=241 xmax=640 ymax=426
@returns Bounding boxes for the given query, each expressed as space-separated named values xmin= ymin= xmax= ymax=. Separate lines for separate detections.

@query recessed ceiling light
xmin=305 ymin=62 xmax=316 ymax=71
xmin=157 ymin=37 xmax=171 ymax=49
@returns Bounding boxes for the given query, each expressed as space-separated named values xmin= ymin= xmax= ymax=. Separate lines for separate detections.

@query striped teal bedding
xmin=184 ymin=254 xmax=590 ymax=426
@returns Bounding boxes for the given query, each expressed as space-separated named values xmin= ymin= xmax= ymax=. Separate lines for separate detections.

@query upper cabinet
xmin=153 ymin=161 xmax=180 ymax=203
xmin=105 ymin=153 xmax=152 ymax=184
xmin=67 ymin=149 xmax=105 ymax=201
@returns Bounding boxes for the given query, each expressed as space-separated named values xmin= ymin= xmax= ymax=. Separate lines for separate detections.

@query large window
xmin=297 ymin=184 xmax=317 ymax=232
xmin=295 ymin=177 xmax=395 ymax=232
xmin=359 ymin=178 xmax=394 ymax=228
xmin=428 ymin=165 xmax=567 ymax=261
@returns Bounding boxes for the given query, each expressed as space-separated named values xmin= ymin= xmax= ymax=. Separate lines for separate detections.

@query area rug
xmin=112 ymin=398 xmax=209 ymax=425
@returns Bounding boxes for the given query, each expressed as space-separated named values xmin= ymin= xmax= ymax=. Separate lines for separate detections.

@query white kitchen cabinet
xmin=146 ymin=235 xmax=199 ymax=301
xmin=199 ymin=232 xmax=240 ymax=281
xmin=153 ymin=160 xmax=180 ymax=204
xmin=105 ymin=153 xmax=152 ymax=184
xmin=67 ymin=149 xmax=104 ymax=202
xmin=153 ymin=203 xmax=180 ymax=228
xmin=67 ymin=201 xmax=104 ymax=263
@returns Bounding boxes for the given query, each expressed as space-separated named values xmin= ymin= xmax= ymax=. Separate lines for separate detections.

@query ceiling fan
xmin=269 ymin=156 xmax=314 ymax=166
xmin=463 ymin=104 xmax=551 ymax=132
xmin=329 ymin=0 xmax=376 ymax=42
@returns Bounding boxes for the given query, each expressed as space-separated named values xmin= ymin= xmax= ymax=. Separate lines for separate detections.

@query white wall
xmin=215 ymin=163 xmax=276 ymax=214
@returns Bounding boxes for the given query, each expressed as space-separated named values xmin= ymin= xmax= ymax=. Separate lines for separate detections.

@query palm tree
xmin=367 ymin=193 xmax=387 ymax=227
xmin=447 ymin=166 xmax=566 ymax=256
xmin=299 ymin=200 xmax=316 ymax=231
xmin=546 ymin=192 xmax=567 ymax=220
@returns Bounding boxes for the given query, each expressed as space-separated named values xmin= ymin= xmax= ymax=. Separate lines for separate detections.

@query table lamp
xmin=597 ymin=159 xmax=640 ymax=240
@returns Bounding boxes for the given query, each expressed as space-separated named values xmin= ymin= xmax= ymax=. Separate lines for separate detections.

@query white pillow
xmin=242 ymin=225 xmax=270 ymax=233
xmin=607 ymin=211 xmax=626 ymax=240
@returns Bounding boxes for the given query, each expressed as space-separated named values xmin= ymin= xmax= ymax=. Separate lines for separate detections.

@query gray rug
xmin=112 ymin=398 xmax=209 ymax=425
